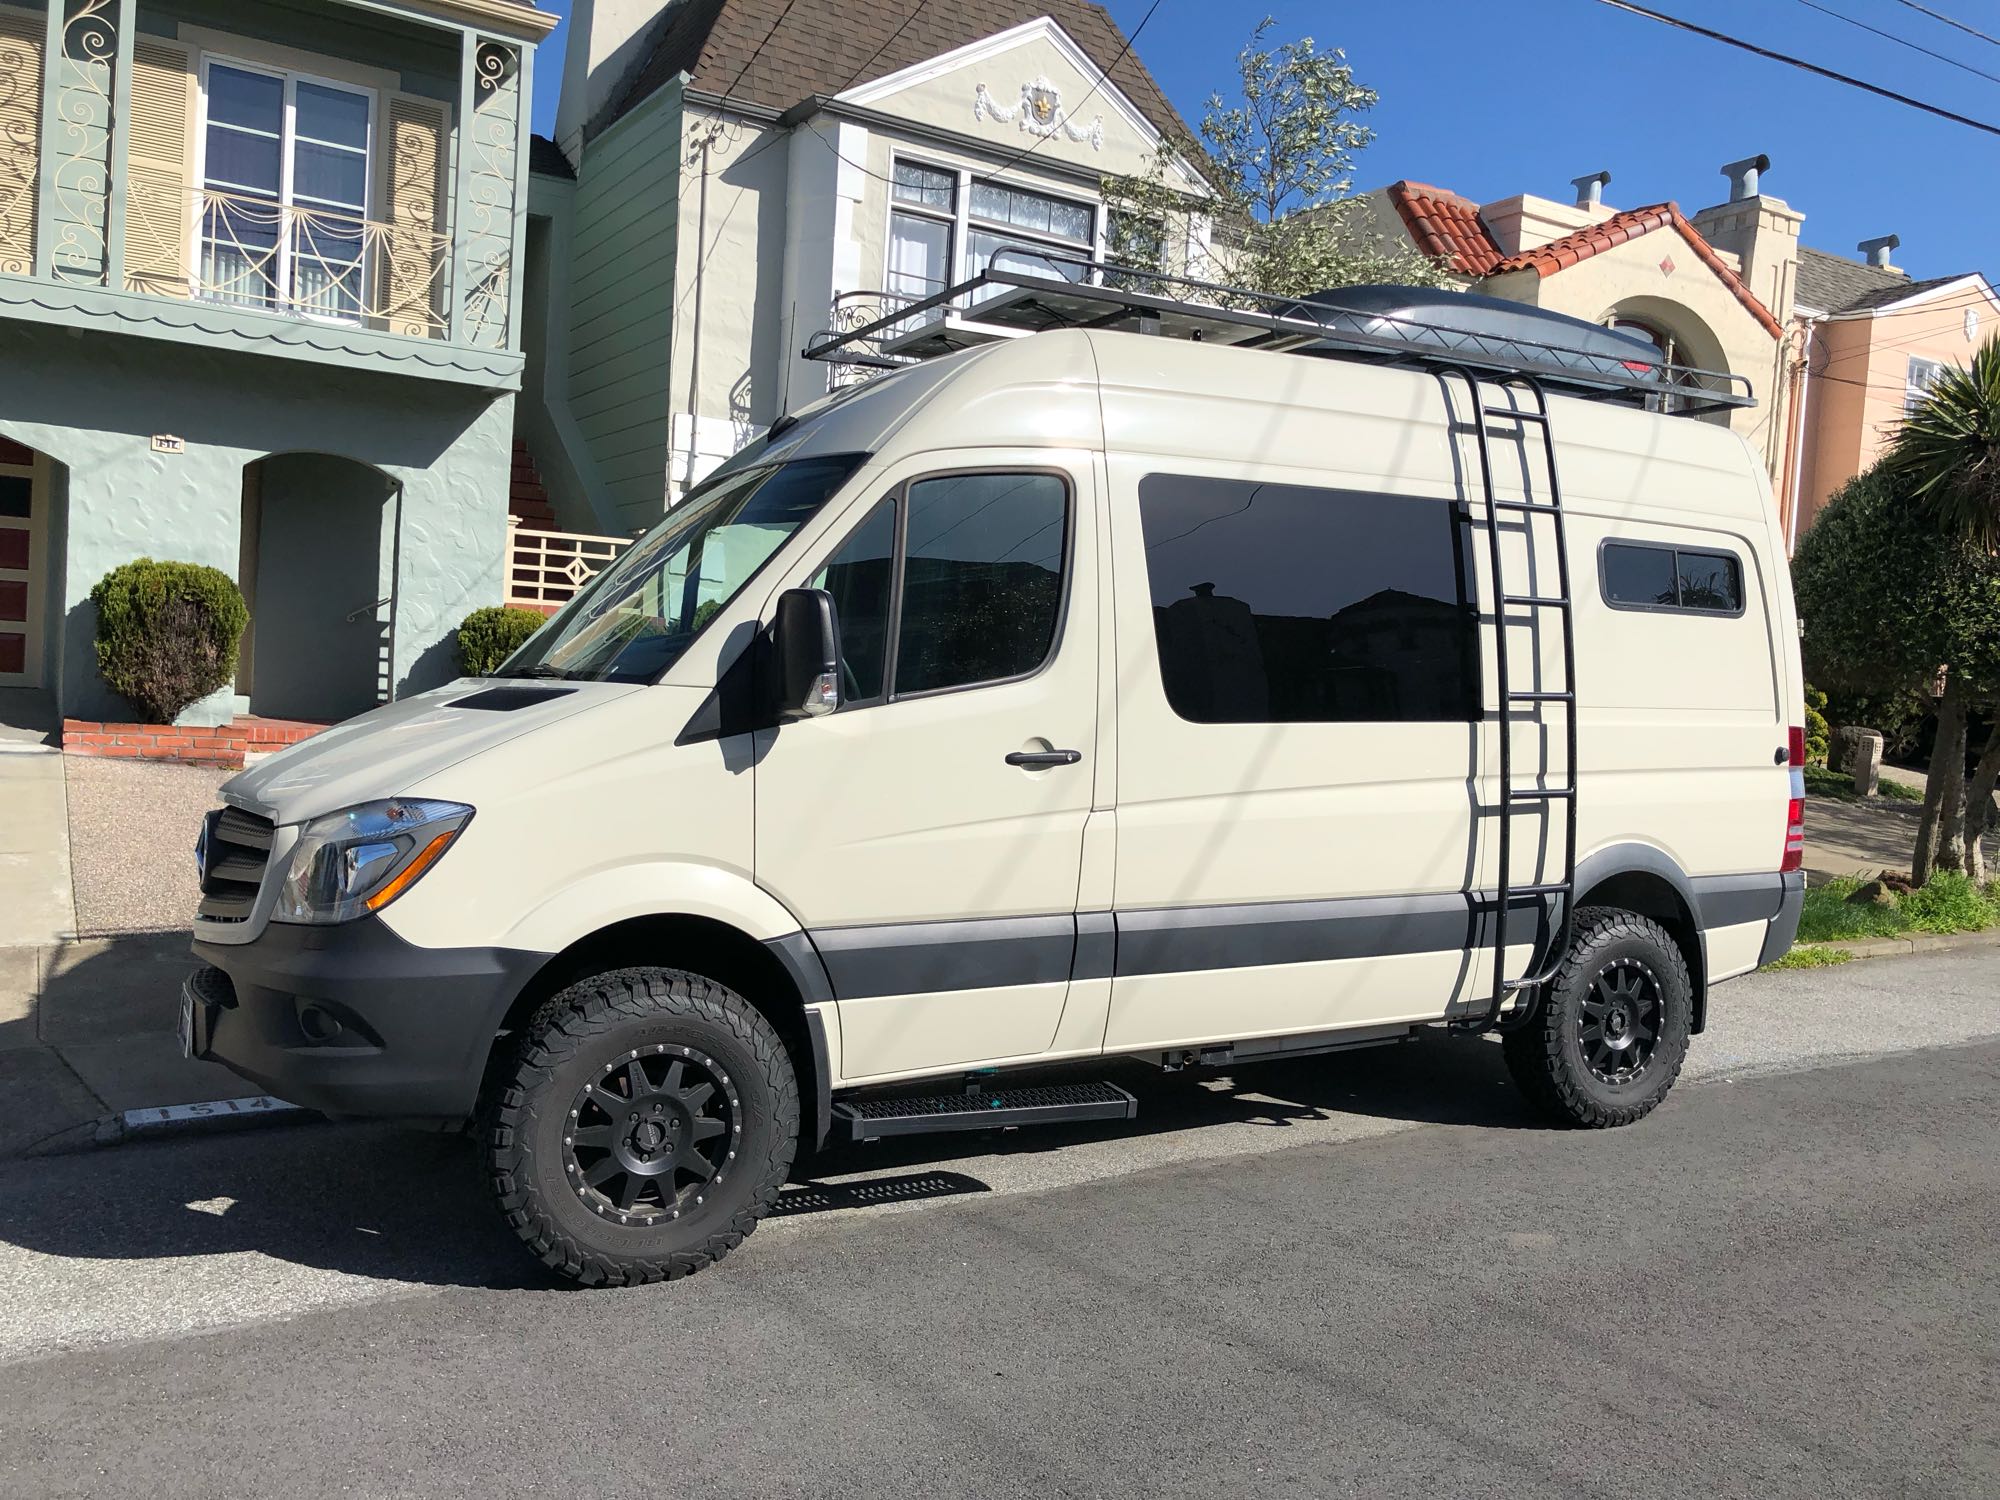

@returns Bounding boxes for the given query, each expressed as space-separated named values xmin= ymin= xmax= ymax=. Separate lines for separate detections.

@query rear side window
xmin=1601 ymin=542 xmax=1743 ymax=615
xmin=1136 ymin=474 xmax=1478 ymax=724
xmin=807 ymin=471 xmax=1070 ymax=706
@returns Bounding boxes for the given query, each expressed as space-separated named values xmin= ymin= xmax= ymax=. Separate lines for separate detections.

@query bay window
xmin=885 ymin=156 xmax=1101 ymax=317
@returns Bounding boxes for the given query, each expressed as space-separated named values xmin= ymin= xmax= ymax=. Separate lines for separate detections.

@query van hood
xmin=222 ymin=679 xmax=642 ymax=824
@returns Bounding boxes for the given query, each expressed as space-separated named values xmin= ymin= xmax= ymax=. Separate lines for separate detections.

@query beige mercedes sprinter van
xmin=184 ymin=275 xmax=1806 ymax=1285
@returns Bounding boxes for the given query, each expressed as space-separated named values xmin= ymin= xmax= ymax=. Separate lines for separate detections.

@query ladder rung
xmin=1504 ymin=883 xmax=1572 ymax=896
xmin=1503 ymin=594 xmax=1570 ymax=608
xmin=1489 ymin=499 xmax=1559 ymax=513
xmin=1507 ymin=690 xmax=1573 ymax=702
xmin=1482 ymin=404 xmax=1551 ymax=424
xmin=1506 ymin=787 xmax=1575 ymax=801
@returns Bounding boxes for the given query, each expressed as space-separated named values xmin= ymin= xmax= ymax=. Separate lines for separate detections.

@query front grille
xmin=199 ymin=807 xmax=275 ymax=922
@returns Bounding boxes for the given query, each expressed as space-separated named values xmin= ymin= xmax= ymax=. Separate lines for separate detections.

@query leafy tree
xmin=1885 ymin=335 xmax=2000 ymax=549
xmin=1793 ymin=468 xmax=2000 ymax=879
xmin=1882 ymin=334 xmax=2000 ymax=876
xmin=1100 ymin=18 xmax=1449 ymax=300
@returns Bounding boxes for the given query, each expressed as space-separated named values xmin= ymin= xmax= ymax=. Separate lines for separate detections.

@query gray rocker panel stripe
xmin=800 ymin=893 xmax=1552 ymax=1001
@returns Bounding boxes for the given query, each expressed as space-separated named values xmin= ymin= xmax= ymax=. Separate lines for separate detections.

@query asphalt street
xmin=0 ymin=949 xmax=1993 ymax=1499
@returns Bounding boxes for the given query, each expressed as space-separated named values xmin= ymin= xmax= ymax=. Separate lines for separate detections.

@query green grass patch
xmin=1791 ymin=872 xmax=2000 ymax=946
xmin=1801 ymin=765 xmax=1925 ymax=803
xmin=1762 ymin=944 xmax=1854 ymax=970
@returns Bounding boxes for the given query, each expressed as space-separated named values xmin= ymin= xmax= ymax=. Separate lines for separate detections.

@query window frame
xmin=1906 ymin=355 xmax=1946 ymax=414
xmin=192 ymin=53 xmax=376 ymax=325
xmin=806 ymin=465 xmax=1076 ymax=713
xmin=881 ymin=153 xmax=1105 ymax=313
xmin=1597 ymin=538 xmax=1747 ymax=619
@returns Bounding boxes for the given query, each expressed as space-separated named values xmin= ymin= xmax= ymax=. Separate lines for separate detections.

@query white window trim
xmin=882 ymin=152 xmax=1106 ymax=331
xmin=1906 ymin=355 xmax=1946 ymax=413
xmin=192 ymin=53 xmax=376 ymax=326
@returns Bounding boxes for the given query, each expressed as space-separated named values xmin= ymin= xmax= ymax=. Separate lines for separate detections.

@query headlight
xmin=274 ymin=799 xmax=474 ymax=925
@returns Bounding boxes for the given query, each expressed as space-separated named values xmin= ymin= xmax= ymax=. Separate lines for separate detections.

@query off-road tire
xmin=486 ymin=966 xmax=798 ymax=1286
xmin=1502 ymin=906 xmax=1692 ymax=1128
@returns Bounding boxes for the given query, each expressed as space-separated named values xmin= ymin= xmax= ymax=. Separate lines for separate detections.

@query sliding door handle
xmin=1005 ymin=748 xmax=1083 ymax=768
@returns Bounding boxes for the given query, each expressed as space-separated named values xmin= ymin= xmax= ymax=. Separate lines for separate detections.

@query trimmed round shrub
xmin=458 ymin=605 xmax=548 ymax=675
xmin=90 ymin=558 xmax=249 ymax=724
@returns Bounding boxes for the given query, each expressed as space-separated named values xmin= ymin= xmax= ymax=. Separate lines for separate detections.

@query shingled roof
xmin=602 ymin=0 xmax=1195 ymax=146
xmin=1386 ymin=181 xmax=1783 ymax=339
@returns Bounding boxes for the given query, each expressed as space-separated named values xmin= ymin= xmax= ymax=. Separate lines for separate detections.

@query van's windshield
xmin=496 ymin=452 xmax=868 ymax=684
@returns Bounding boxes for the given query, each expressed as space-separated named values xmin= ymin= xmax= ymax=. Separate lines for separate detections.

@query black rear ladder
xmin=1447 ymin=370 xmax=1580 ymax=1024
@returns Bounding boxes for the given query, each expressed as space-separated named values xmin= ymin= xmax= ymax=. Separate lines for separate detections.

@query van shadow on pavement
xmin=0 ymin=1030 xmax=1537 ymax=1290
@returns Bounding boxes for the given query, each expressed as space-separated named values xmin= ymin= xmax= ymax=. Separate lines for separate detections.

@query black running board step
xmin=831 ymin=1082 xmax=1137 ymax=1142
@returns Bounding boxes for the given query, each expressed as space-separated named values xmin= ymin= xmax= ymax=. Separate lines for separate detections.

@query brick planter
xmin=63 ymin=715 xmax=328 ymax=769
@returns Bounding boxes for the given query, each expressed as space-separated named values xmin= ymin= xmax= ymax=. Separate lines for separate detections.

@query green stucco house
xmin=0 ymin=0 xmax=554 ymax=731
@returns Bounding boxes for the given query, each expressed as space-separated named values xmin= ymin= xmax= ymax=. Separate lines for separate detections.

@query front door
xmin=754 ymin=457 xmax=1098 ymax=1082
xmin=0 ymin=441 xmax=45 ymax=688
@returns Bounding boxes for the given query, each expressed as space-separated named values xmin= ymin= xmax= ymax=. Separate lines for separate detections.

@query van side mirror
xmin=771 ymin=588 xmax=841 ymax=720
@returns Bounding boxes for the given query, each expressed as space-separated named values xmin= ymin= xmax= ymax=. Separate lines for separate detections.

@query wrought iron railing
xmin=506 ymin=518 xmax=633 ymax=611
xmin=120 ymin=176 xmax=456 ymax=339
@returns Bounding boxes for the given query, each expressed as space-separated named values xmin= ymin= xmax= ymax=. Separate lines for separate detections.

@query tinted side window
xmin=895 ymin=473 xmax=1068 ymax=695
xmin=1602 ymin=542 xmax=1743 ymax=614
xmin=810 ymin=497 xmax=896 ymax=701
xmin=1137 ymin=475 xmax=1478 ymax=724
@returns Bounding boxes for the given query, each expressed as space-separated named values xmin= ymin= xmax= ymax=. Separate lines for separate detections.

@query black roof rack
xmin=802 ymin=250 xmax=1756 ymax=416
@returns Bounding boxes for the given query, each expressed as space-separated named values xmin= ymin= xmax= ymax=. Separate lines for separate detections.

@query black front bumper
xmin=191 ymin=918 xmax=544 ymax=1121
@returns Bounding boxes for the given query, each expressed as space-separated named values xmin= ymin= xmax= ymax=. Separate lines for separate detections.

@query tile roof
xmin=603 ymin=0 xmax=1195 ymax=148
xmin=1385 ymin=182 xmax=1783 ymax=339
xmin=1385 ymin=181 xmax=1502 ymax=275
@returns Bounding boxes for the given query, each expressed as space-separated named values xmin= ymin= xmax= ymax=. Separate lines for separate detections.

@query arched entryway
xmin=239 ymin=452 xmax=399 ymax=723
xmin=1603 ymin=296 xmax=1734 ymax=425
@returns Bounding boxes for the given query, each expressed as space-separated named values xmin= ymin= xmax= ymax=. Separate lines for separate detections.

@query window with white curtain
xmin=966 ymin=179 xmax=1094 ymax=286
xmin=886 ymin=161 xmax=956 ymax=309
xmin=199 ymin=59 xmax=372 ymax=321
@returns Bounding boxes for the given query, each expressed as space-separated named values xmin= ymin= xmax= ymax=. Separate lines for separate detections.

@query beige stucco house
xmin=1785 ymin=242 xmax=1999 ymax=546
xmin=519 ymin=0 xmax=1203 ymax=538
xmin=1352 ymin=161 xmax=1795 ymax=472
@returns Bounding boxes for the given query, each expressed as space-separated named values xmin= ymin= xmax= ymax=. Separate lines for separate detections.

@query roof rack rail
xmin=802 ymin=249 xmax=1756 ymax=416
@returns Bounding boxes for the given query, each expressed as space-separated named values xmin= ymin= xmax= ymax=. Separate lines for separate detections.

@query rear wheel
xmin=1502 ymin=906 xmax=1692 ymax=1128
xmin=486 ymin=966 xmax=798 ymax=1285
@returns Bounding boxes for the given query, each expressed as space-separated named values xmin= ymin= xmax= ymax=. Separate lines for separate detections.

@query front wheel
xmin=486 ymin=966 xmax=799 ymax=1285
xmin=1502 ymin=906 xmax=1692 ymax=1128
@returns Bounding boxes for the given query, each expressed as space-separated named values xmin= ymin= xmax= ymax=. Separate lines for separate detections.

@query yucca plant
xmin=1886 ymin=336 xmax=2000 ymax=549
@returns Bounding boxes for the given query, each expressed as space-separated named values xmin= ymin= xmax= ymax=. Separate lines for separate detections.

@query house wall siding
xmin=567 ymin=80 xmax=683 ymax=532
xmin=0 ymin=321 xmax=510 ymax=722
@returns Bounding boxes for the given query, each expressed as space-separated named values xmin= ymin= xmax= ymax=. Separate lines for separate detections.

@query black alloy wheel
xmin=565 ymin=1046 xmax=740 ymax=1225
xmin=1502 ymin=906 xmax=1693 ymax=1128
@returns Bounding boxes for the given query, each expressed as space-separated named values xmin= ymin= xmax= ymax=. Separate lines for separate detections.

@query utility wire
xmin=1794 ymin=0 xmax=2000 ymax=86
xmin=1591 ymin=0 xmax=2000 ymax=137
xmin=1892 ymin=0 xmax=2000 ymax=50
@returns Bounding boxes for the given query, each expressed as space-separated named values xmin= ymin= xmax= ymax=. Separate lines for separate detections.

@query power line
xmin=1793 ymin=0 xmax=2000 ymax=87
xmin=1891 ymin=0 xmax=2000 ymax=50
xmin=1591 ymin=0 xmax=2000 ymax=137
xmin=972 ymin=0 xmax=1169 ymax=185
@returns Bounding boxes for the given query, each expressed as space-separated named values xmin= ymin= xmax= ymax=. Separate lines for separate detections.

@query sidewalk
xmin=0 ymin=747 xmax=248 ymax=1157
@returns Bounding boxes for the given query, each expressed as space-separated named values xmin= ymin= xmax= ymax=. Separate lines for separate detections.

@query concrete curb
xmin=21 ymin=1095 xmax=315 ymax=1158
xmin=1811 ymin=927 xmax=2000 ymax=962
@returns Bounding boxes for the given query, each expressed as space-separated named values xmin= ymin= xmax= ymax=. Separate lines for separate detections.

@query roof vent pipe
xmin=1721 ymin=154 xmax=1771 ymax=201
xmin=1858 ymin=234 xmax=1901 ymax=269
xmin=1571 ymin=170 xmax=1611 ymax=210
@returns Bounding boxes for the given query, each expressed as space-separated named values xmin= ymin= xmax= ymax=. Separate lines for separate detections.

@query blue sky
xmin=528 ymin=0 xmax=1997 ymax=280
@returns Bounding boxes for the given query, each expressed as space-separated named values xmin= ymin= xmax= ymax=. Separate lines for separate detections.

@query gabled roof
xmin=603 ymin=0 xmax=1194 ymax=146
xmin=1794 ymin=245 xmax=1907 ymax=313
xmin=528 ymin=134 xmax=574 ymax=180
xmin=1385 ymin=181 xmax=1783 ymax=339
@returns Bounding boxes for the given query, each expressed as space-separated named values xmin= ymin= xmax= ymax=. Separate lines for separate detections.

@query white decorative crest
xmin=973 ymin=75 xmax=1104 ymax=150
